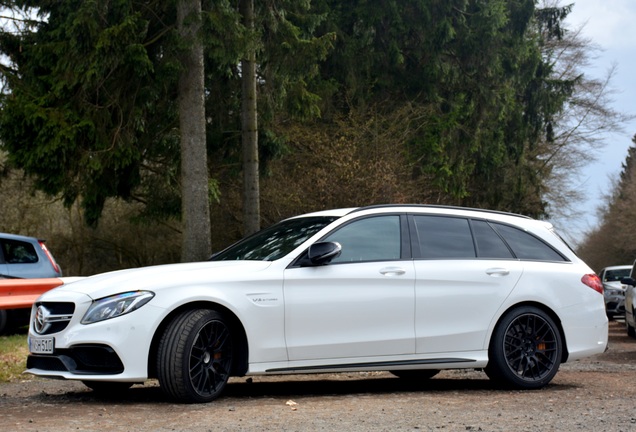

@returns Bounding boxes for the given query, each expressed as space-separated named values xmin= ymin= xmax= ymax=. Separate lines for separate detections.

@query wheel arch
xmin=490 ymin=301 xmax=569 ymax=364
xmin=147 ymin=301 xmax=249 ymax=379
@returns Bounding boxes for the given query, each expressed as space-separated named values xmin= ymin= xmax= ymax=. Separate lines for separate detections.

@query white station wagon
xmin=26 ymin=205 xmax=608 ymax=403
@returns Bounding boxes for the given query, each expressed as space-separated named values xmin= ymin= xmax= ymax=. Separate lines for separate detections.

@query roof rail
xmin=347 ymin=204 xmax=532 ymax=219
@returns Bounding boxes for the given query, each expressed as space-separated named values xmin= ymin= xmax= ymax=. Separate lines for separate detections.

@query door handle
xmin=380 ymin=267 xmax=406 ymax=276
xmin=486 ymin=268 xmax=510 ymax=277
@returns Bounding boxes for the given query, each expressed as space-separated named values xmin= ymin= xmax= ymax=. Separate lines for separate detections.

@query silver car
xmin=599 ymin=265 xmax=631 ymax=319
xmin=0 ymin=233 xmax=63 ymax=334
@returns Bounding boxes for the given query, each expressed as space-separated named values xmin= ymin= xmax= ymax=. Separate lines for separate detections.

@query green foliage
xmin=578 ymin=138 xmax=636 ymax=270
xmin=0 ymin=0 xmax=180 ymax=226
xmin=0 ymin=0 xmax=597 ymax=261
xmin=308 ymin=0 xmax=576 ymax=217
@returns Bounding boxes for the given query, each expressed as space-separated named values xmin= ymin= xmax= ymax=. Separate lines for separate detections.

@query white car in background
xmin=26 ymin=205 xmax=608 ymax=403
xmin=621 ymin=261 xmax=636 ymax=338
xmin=598 ymin=265 xmax=631 ymax=319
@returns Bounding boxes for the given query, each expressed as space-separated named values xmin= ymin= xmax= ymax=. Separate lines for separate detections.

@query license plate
xmin=29 ymin=336 xmax=54 ymax=354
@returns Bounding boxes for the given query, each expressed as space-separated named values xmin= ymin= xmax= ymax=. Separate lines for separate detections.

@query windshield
xmin=211 ymin=216 xmax=339 ymax=261
xmin=604 ymin=268 xmax=631 ymax=282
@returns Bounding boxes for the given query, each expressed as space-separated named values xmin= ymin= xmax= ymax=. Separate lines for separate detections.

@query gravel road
xmin=1 ymin=320 xmax=635 ymax=432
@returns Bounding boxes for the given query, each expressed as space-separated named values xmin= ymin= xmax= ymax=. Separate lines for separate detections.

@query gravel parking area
xmin=1 ymin=320 xmax=635 ymax=432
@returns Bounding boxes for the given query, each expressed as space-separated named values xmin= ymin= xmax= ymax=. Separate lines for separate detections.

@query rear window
xmin=1 ymin=239 xmax=39 ymax=264
xmin=411 ymin=215 xmax=567 ymax=262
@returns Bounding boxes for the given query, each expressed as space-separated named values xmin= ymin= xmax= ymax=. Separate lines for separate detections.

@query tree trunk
xmin=240 ymin=0 xmax=260 ymax=235
xmin=177 ymin=0 xmax=211 ymax=262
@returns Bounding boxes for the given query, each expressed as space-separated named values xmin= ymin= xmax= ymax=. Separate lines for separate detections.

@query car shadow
xmin=31 ymin=372 xmax=579 ymax=406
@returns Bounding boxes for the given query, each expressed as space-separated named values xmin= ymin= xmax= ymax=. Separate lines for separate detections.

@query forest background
xmin=0 ymin=0 xmax=632 ymax=276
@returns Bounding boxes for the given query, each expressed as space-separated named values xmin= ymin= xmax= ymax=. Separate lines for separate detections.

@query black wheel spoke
xmin=157 ymin=309 xmax=234 ymax=403
xmin=503 ymin=313 xmax=558 ymax=382
xmin=189 ymin=319 xmax=232 ymax=398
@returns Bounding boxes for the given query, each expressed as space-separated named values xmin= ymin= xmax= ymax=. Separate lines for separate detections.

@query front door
xmin=283 ymin=215 xmax=415 ymax=361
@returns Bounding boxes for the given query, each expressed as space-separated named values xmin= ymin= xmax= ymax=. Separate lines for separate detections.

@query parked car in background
xmin=626 ymin=285 xmax=636 ymax=338
xmin=0 ymin=233 xmax=63 ymax=334
xmin=26 ymin=205 xmax=607 ymax=403
xmin=599 ymin=265 xmax=631 ymax=319
xmin=622 ymin=260 xmax=636 ymax=338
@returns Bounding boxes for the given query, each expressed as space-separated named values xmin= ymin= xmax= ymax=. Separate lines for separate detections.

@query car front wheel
xmin=485 ymin=306 xmax=562 ymax=389
xmin=157 ymin=309 xmax=233 ymax=403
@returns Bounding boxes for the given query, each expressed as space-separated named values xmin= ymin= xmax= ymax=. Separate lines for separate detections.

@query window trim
xmin=289 ymin=213 xmax=411 ymax=267
xmin=408 ymin=214 xmax=570 ymax=263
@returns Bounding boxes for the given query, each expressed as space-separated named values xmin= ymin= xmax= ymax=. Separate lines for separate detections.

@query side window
xmin=1 ymin=239 xmax=39 ymax=264
xmin=414 ymin=216 xmax=475 ymax=259
xmin=491 ymin=223 xmax=566 ymax=262
xmin=471 ymin=220 xmax=514 ymax=259
xmin=323 ymin=216 xmax=401 ymax=263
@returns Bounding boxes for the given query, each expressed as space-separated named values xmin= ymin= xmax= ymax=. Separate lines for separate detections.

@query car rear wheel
xmin=485 ymin=306 xmax=562 ymax=389
xmin=157 ymin=309 xmax=233 ymax=403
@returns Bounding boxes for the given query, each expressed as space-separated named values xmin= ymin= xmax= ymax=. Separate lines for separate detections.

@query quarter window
xmin=491 ymin=223 xmax=566 ymax=261
xmin=471 ymin=220 xmax=514 ymax=259
xmin=1 ymin=239 xmax=39 ymax=264
xmin=323 ymin=216 xmax=401 ymax=263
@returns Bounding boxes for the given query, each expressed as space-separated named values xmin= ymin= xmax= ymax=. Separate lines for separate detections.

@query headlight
xmin=606 ymin=289 xmax=623 ymax=297
xmin=82 ymin=291 xmax=155 ymax=324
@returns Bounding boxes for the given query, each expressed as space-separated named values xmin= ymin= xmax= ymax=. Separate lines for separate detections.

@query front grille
xmin=38 ymin=302 xmax=75 ymax=315
xmin=27 ymin=344 xmax=124 ymax=375
xmin=32 ymin=302 xmax=75 ymax=335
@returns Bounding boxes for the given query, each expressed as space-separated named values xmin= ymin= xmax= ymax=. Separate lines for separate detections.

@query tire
xmin=485 ymin=306 xmax=562 ymax=389
xmin=390 ymin=369 xmax=440 ymax=380
xmin=157 ymin=309 xmax=233 ymax=403
xmin=82 ymin=381 xmax=134 ymax=394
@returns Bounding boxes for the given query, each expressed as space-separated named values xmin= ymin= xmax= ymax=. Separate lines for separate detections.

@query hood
xmin=53 ymin=260 xmax=272 ymax=300
xmin=603 ymin=280 xmax=626 ymax=291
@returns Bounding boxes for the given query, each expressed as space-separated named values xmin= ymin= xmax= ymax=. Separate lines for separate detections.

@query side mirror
xmin=621 ymin=277 xmax=636 ymax=287
xmin=306 ymin=242 xmax=342 ymax=266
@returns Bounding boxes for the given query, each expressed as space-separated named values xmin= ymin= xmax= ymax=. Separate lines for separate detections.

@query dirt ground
xmin=1 ymin=320 xmax=635 ymax=432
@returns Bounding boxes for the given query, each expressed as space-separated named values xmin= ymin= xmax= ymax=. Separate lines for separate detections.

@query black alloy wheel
xmin=157 ymin=309 xmax=233 ymax=403
xmin=485 ymin=306 xmax=562 ymax=389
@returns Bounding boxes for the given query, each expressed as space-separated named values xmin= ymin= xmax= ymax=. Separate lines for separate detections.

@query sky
xmin=558 ymin=0 xmax=636 ymax=242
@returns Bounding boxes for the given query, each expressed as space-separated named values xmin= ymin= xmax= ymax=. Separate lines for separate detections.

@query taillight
xmin=581 ymin=274 xmax=603 ymax=295
xmin=39 ymin=241 xmax=61 ymax=274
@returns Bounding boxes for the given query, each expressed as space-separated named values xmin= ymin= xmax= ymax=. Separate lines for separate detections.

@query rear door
xmin=410 ymin=215 xmax=523 ymax=353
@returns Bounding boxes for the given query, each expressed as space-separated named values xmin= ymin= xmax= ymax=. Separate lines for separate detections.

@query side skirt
xmin=266 ymin=358 xmax=475 ymax=374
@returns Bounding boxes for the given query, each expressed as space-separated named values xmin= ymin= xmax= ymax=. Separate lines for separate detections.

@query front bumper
xmin=25 ymin=293 xmax=165 ymax=382
xmin=604 ymin=292 xmax=625 ymax=316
